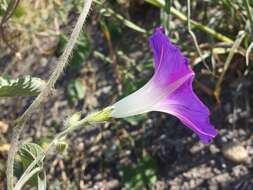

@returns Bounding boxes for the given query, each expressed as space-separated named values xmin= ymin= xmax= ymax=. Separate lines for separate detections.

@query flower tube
xmin=111 ymin=27 xmax=218 ymax=144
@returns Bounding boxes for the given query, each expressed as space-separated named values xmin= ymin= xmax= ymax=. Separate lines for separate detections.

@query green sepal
xmin=55 ymin=141 xmax=68 ymax=154
xmin=86 ymin=107 xmax=114 ymax=123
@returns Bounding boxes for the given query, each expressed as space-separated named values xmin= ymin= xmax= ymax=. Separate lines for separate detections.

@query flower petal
xmin=153 ymin=76 xmax=218 ymax=144
xmin=150 ymin=27 xmax=192 ymax=86
xmin=111 ymin=73 xmax=192 ymax=118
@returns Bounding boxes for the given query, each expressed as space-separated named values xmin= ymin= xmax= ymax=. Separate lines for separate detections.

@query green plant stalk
xmin=243 ymin=0 xmax=253 ymax=34
xmin=145 ymin=0 xmax=234 ymax=43
xmin=13 ymin=167 xmax=42 ymax=190
xmin=106 ymin=8 xmax=147 ymax=34
xmin=94 ymin=0 xmax=147 ymax=34
xmin=12 ymin=122 xmax=84 ymax=190
xmin=13 ymin=107 xmax=113 ymax=189
xmin=6 ymin=1 xmax=93 ymax=189
xmin=161 ymin=0 xmax=171 ymax=35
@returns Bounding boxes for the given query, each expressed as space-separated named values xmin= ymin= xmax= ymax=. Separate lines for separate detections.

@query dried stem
xmin=0 ymin=0 xmax=21 ymax=52
xmin=244 ymin=41 xmax=253 ymax=75
xmin=187 ymin=0 xmax=211 ymax=73
xmin=6 ymin=1 xmax=93 ymax=189
xmin=214 ymin=31 xmax=245 ymax=101
xmin=0 ymin=0 xmax=20 ymax=26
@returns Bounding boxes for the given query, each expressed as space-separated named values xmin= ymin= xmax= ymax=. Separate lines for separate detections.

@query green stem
xmin=14 ymin=167 xmax=42 ymax=190
xmin=12 ymin=106 xmax=113 ymax=190
xmin=161 ymin=0 xmax=171 ymax=35
xmin=144 ymin=0 xmax=234 ymax=43
xmin=6 ymin=1 xmax=93 ymax=189
xmin=94 ymin=0 xmax=147 ymax=34
xmin=243 ymin=0 xmax=253 ymax=35
xmin=13 ymin=117 xmax=90 ymax=190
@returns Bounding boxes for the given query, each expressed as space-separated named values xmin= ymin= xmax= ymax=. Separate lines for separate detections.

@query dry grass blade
xmin=244 ymin=41 xmax=253 ymax=75
xmin=0 ymin=0 xmax=20 ymax=51
xmin=214 ymin=31 xmax=246 ymax=103
xmin=0 ymin=0 xmax=20 ymax=25
xmin=187 ymin=0 xmax=211 ymax=74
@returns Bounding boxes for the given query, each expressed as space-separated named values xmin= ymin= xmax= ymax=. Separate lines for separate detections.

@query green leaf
xmin=67 ymin=79 xmax=85 ymax=103
xmin=37 ymin=137 xmax=51 ymax=150
xmin=17 ymin=143 xmax=45 ymax=168
xmin=121 ymin=155 xmax=157 ymax=190
xmin=13 ymin=4 xmax=25 ymax=18
xmin=15 ymin=143 xmax=45 ymax=186
xmin=0 ymin=7 xmax=4 ymax=16
xmin=122 ymin=77 xmax=146 ymax=97
xmin=0 ymin=75 xmax=46 ymax=97
xmin=123 ymin=114 xmax=147 ymax=125
xmin=56 ymin=32 xmax=91 ymax=71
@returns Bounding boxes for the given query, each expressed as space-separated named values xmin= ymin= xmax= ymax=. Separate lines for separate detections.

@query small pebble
xmin=222 ymin=142 xmax=248 ymax=163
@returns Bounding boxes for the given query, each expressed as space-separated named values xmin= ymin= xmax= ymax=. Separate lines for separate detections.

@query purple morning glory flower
xmin=111 ymin=27 xmax=218 ymax=144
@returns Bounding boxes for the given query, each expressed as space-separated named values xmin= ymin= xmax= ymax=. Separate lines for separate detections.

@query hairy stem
xmin=6 ymin=1 xmax=93 ymax=189
xmin=13 ymin=113 xmax=93 ymax=190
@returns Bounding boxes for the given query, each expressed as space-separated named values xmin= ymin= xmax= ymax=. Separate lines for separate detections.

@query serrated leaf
xmin=18 ymin=143 xmax=45 ymax=168
xmin=15 ymin=143 xmax=45 ymax=186
xmin=0 ymin=75 xmax=46 ymax=97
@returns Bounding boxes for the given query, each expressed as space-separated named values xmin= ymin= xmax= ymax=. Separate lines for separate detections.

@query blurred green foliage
xmin=66 ymin=79 xmax=85 ymax=104
xmin=121 ymin=155 xmax=157 ymax=190
xmin=0 ymin=1 xmax=25 ymax=18
xmin=12 ymin=4 xmax=25 ymax=18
